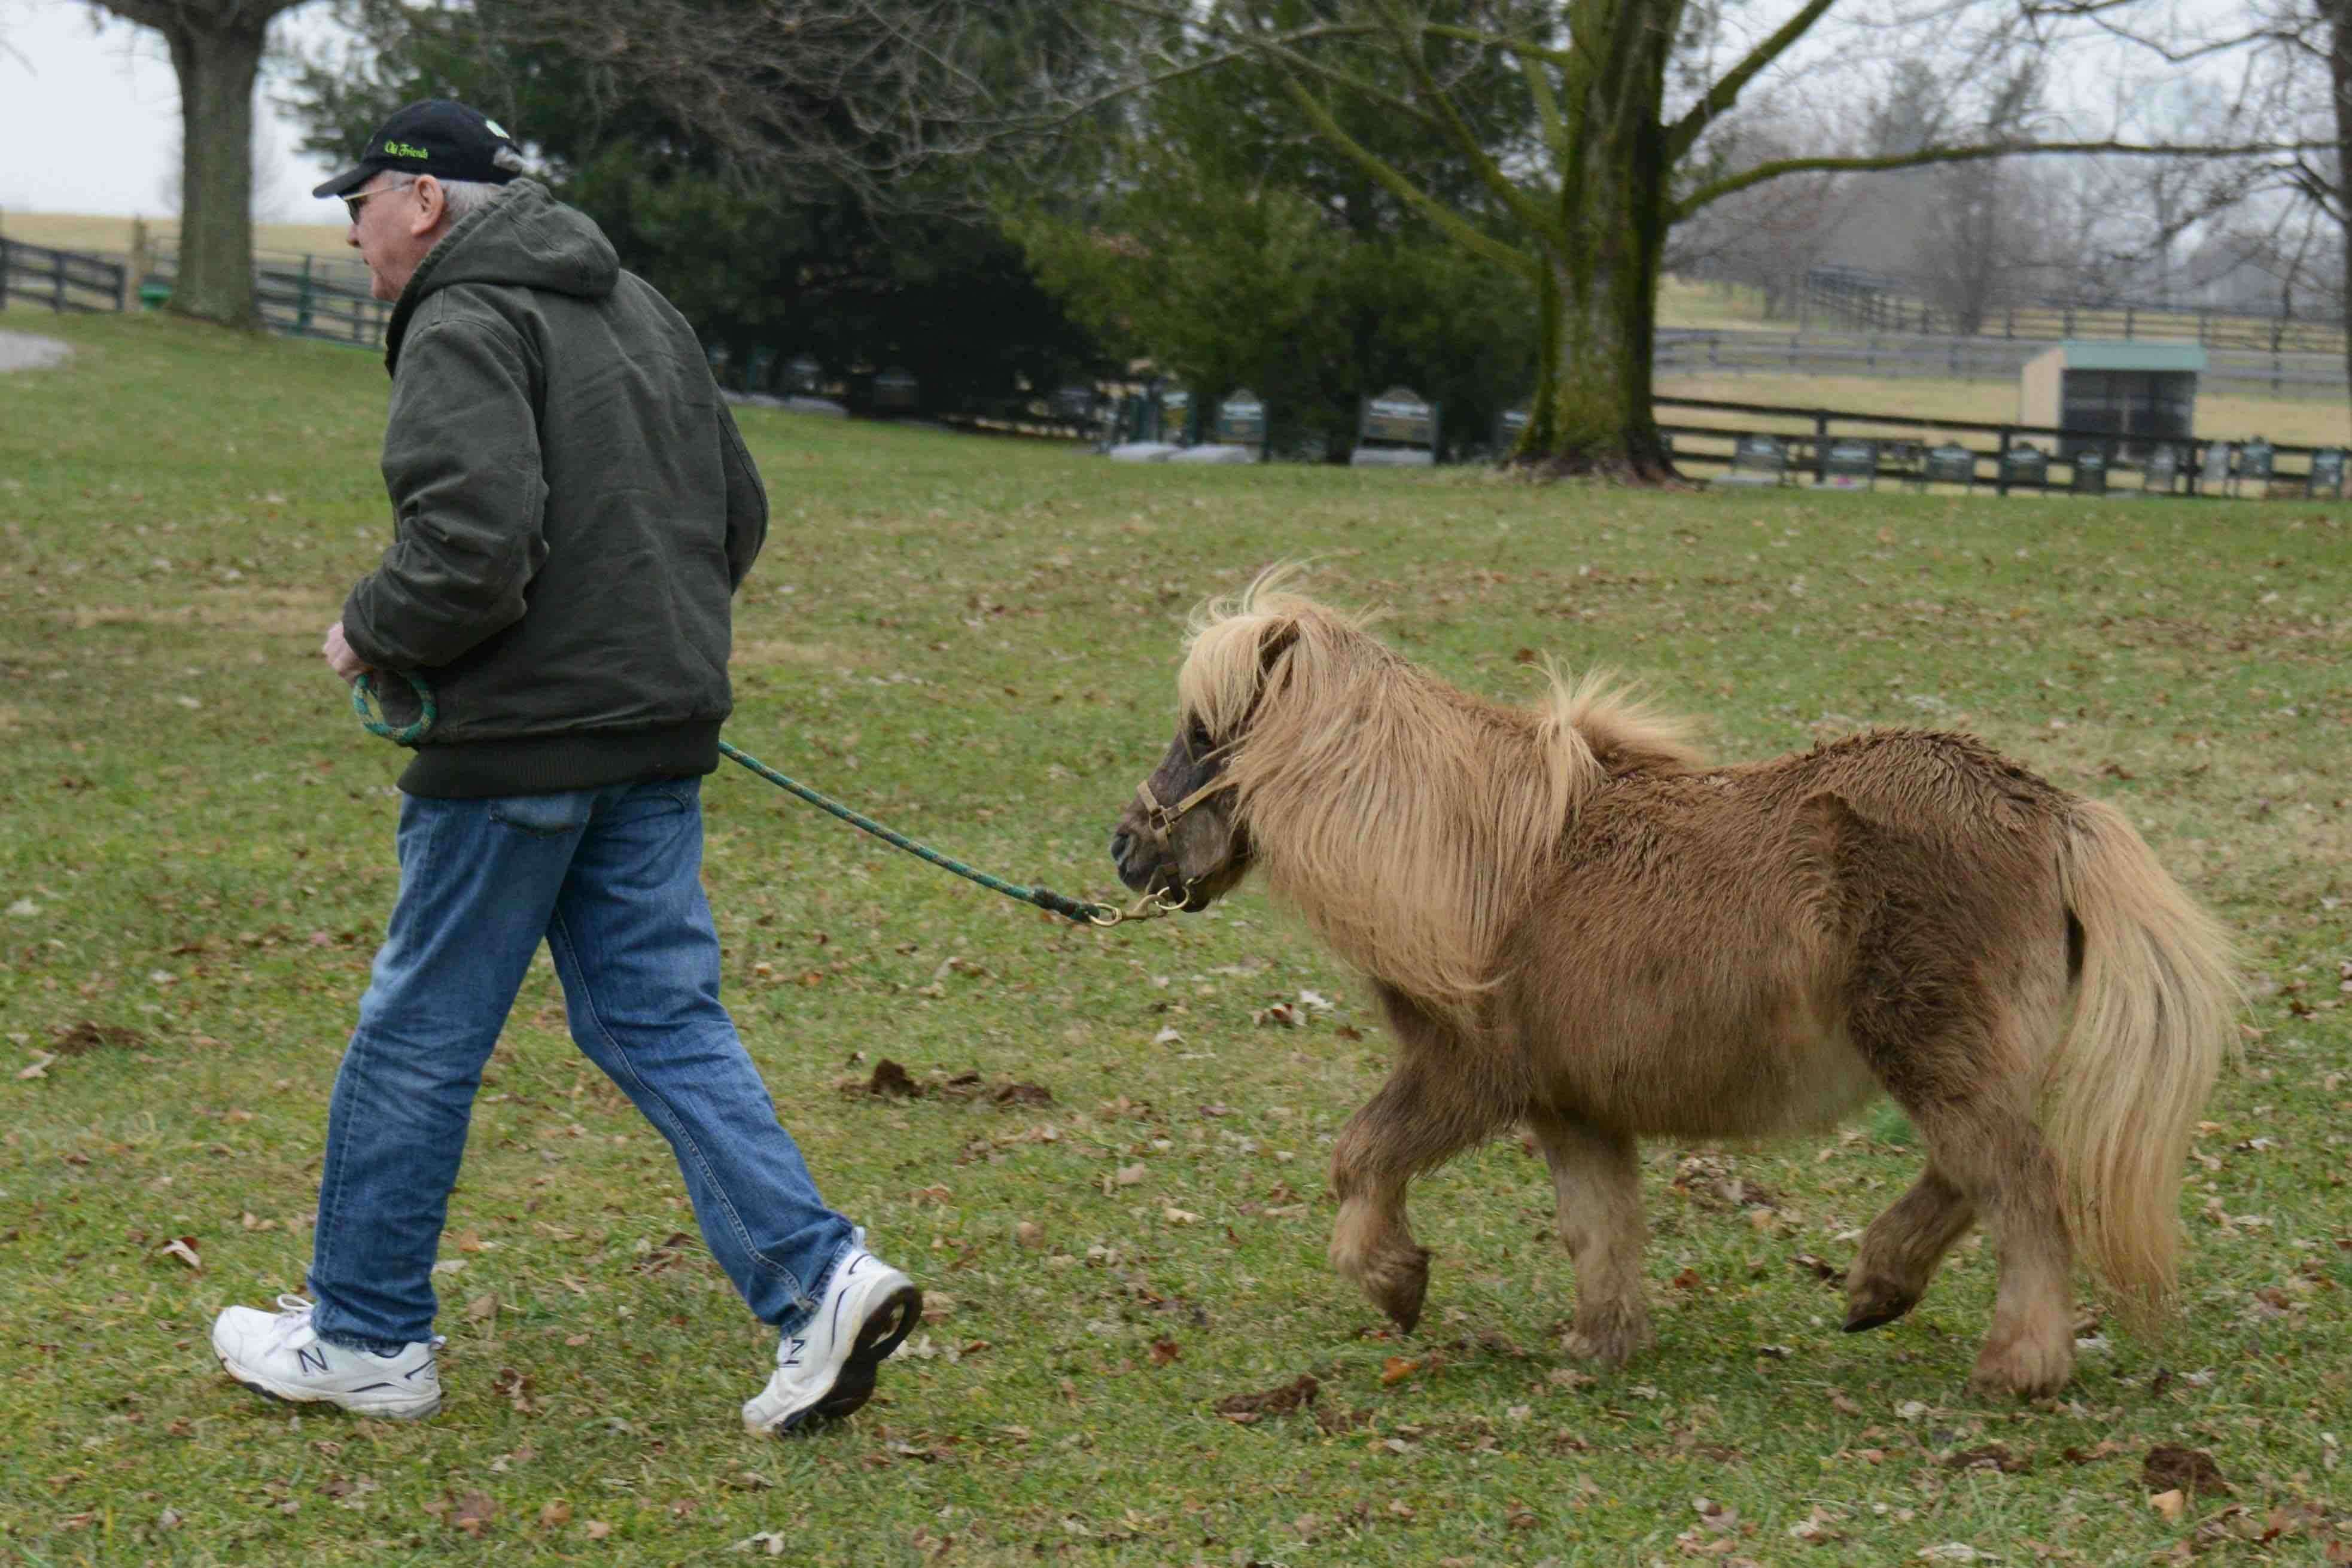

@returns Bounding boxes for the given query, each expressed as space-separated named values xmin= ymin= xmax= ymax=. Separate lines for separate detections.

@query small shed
xmin=2018 ymin=340 xmax=2205 ymax=458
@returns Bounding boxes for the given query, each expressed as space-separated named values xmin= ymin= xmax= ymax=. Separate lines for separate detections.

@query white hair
xmin=438 ymin=179 xmax=509 ymax=224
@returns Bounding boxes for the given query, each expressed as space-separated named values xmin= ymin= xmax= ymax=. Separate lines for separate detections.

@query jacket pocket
xmin=488 ymin=790 xmax=596 ymax=838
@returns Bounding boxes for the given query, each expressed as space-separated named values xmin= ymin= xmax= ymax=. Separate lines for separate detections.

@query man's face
xmin=345 ymin=173 xmax=438 ymax=302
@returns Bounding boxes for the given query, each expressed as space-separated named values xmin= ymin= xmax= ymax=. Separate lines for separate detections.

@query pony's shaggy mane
xmin=1177 ymin=571 xmax=1704 ymax=1016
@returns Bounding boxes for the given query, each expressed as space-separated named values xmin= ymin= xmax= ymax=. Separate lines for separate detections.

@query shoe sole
xmin=217 ymin=1355 xmax=441 ymax=1420
xmin=772 ymin=1284 xmax=923 ymax=1434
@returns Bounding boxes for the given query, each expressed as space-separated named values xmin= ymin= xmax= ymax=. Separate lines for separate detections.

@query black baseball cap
xmin=312 ymin=99 xmax=524 ymax=199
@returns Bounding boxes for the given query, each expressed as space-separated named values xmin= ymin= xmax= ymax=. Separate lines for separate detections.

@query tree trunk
xmin=1518 ymin=0 xmax=1676 ymax=480
xmin=162 ymin=16 xmax=267 ymax=330
xmin=2332 ymin=0 xmax=2351 ymax=418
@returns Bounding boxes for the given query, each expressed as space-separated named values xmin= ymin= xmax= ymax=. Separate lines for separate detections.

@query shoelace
xmin=265 ymin=1294 xmax=320 ymax=1353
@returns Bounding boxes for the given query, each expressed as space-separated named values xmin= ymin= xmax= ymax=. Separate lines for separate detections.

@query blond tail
xmin=2044 ymin=799 xmax=2240 ymax=1331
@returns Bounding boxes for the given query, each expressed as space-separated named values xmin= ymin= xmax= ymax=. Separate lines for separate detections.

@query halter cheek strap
xmin=1134 ymin=774 xmax=1239 ymax=858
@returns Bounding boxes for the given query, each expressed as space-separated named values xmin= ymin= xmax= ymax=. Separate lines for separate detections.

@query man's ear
xmin=407 ymin=176 xmax=446 ymax=238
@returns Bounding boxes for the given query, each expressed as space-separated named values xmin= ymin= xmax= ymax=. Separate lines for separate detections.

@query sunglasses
xmin=343 ymin=179 xmax=418 ymax=224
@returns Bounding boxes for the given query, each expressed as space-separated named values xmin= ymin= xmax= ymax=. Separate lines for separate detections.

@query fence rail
xmin=0 ymin=239 xmax=127 ymax=314
xmin=1801 ymin=266 xmax=2350 ymax=357
xmin=1657 ymin=394 xmax=2345 ymax=499
xmin=1657 ymin=328 xmax=2347 ymax=398
xmin=143 ymin=248 xmax=392 ymax=348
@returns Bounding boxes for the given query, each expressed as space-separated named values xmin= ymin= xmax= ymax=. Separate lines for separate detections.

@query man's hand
xmin=322 ymin=622 xmax=373 ymax=685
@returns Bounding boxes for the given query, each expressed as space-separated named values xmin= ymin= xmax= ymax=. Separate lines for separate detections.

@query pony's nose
xmin=1109 ymin=829 xmax=1135 ymax=866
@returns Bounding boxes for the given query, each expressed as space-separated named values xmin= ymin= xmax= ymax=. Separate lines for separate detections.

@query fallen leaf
xmin=451 ymin=1491 xmax=497 ymax=1537
xmin=1943 ymin=1444 xmax=2030 ymax=1474
xmin=1381 ymin=1356 xmax=1422 ymax=1386
xmin=585 ymin=1519 xmax=612 ymax=1540
xmin=2149 ymin=1489 xmax=2185 ymax=1521
xmin=538 ymin=1501 xmax=572 ymax=1528
xmin=1149 ymin=1337 xmax=1180 ymax=1366
xmin=155 ymin=1237 xmax=202 ymax=1271
xmin=1162 ymin=1207 xmax=1200 ymax=1226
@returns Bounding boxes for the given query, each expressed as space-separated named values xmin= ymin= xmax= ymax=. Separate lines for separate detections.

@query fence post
xmin=1997 ymin=429 xmax=2012 ymax=497
xmin=296 ymin=255 xmax=314 ymax=336
xmin=0 ymin=237 xmax=9 ymax=313
xmin=2124 ymin=306 xmax=2133 ymax=340
xmin=53 ymin=249 xmax=66 ymax=312
xmin=1814 ymin=410 xmax=1830 ymax=484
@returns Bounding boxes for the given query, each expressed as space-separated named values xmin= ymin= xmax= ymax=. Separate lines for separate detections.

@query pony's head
xmin=1108 ymin=569 xmax=1363 ymax=911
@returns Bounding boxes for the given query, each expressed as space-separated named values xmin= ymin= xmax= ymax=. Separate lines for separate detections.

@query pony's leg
xmin=1327 ymin=1081 xmax=1436 ymax=1332
xmin=1524 ymin=1109 xmax=1653 ymax=1366
xmin=1328 ymin=992 xmax=1512 ymax=1332
xmin=1863 ymin=1055 xmax=2074 ymax=1398
xmin=1844 ymin=1164 xmax=1976 ymax=1332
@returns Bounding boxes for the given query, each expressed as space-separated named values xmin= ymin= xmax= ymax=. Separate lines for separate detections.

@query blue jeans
xmin=306 ymin=778 xmax=854 ymax=1349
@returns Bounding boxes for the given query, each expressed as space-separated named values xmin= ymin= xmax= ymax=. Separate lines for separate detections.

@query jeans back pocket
xmin=488 ymin=790 xmax=597 ymax=838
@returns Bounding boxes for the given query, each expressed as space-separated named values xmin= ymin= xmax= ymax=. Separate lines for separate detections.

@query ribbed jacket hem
xmin=394 ymin=719 xmax=724 ymax=799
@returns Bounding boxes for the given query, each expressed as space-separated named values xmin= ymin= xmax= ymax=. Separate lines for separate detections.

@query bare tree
xmin=2027 ymin=0 xmax=2350 ymax=405
xmin=302 ymin=0 xmax=1106 ymax=214
xmin=89 ymin=0 xmax=316 ymax=328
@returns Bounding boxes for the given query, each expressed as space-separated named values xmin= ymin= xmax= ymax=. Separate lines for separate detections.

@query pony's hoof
xmin=1968 ymin=1337 xmax=2073 ymax=1400
xmin=1364 ymin=1249 xmax=1431 ymax=1333
xmin=1563 ymin=1309 xmax=1654 ymax=1368
xmin=1843 ymin=1277 xmax=1921 ymax=1333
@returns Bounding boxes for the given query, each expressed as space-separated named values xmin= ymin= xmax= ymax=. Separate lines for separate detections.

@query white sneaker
xmin=211 ymin=1295 xmax=442 ymax=1419
xmin=742 ymin=1243 xmax=921 ymax=1435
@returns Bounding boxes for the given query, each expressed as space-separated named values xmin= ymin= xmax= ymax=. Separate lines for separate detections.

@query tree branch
xmin=1664 ymin=0 xmax=1838 ymax=164
xmin=1267 ymin=65 xmax=1542 ymax=282
xmin=1360 ymin=0 xmax=1562 ymax=242
xmin=1671 ymin=136 xmax=2341 ymax=221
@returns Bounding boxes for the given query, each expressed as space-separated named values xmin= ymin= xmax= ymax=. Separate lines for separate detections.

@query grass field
xmin=2 ymin=312 xmax=2348 ymax=1567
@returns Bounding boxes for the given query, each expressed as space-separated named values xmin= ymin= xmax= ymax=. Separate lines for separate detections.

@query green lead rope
xmin=349 ymin=671 xmax=1157 ymax=927
xmin=713 ymin=740 xmax=1119 ymax=925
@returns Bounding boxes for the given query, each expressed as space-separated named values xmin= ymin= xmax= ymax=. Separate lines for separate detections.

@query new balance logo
xmin=781 ymin=1336 xmax=807 ymax=1368
xmin=297 ymin=1347 xmax=331 ymax=1375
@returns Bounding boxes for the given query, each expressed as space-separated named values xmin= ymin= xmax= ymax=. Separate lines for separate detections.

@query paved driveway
xmin=0 ymin=328 xmax=72 ymax=372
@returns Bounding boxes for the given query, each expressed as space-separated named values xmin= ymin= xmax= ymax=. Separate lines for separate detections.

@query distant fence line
xmin=1799 ymin=265 xmax=2349 ymax=358
xmin=0 ymin=239 xmax=129 ymax=314
xmin=1657 ymin=394 xmax=2343 ymax=498
xmin=1657 ymin=328 xmax=2348 ymax=400
xmin=0 ymin=238 xmax=392 ymax=348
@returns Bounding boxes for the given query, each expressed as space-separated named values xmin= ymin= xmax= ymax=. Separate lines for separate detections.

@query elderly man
xmin=209 ymin=100 xmax=918 ymax=1436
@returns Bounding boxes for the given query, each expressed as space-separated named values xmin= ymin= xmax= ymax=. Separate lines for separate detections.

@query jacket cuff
xmin=339 ymin=581 xmax=401 ymax=670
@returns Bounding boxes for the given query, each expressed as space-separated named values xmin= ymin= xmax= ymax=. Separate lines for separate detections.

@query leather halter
xmin=1133 ymin=774 xmax=1239 ymax=860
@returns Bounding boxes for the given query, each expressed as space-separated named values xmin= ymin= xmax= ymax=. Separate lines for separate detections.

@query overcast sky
xmin=0 ymin=1 xmax=342 ymax=221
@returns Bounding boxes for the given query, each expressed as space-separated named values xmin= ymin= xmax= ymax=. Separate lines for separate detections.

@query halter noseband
xmin=1133 ymin=774 xmax=1239 ymax=862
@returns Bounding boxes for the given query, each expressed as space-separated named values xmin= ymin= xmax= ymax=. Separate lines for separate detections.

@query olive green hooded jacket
xmin=341 ymin=179 xmax=766 ymax=797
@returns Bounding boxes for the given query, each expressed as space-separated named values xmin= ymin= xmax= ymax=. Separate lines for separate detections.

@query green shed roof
xmin=2058 ymin=339 xmax=2208 ymax=373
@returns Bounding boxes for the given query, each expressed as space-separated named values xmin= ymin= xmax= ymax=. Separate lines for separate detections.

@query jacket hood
xmin=384 ymin=180 xmax=619 ymax=373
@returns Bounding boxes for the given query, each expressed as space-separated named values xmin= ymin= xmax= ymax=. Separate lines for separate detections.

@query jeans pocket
xmin=488 ymin=790 xmax=596 ymax=838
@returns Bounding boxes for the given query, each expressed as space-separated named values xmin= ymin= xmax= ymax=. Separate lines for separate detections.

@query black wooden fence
xmin=1657 ymin=328 xmax=2346 ymax=399
xmin=1657 ymin=395 xmax=2346 ymax=498
xmin=0 ymin=240 xmax=128 ymax=314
